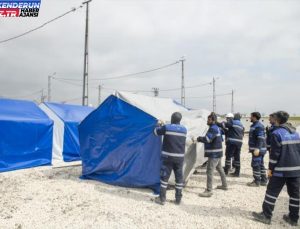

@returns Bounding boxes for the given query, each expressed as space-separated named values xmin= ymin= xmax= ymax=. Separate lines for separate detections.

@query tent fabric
xmin=0 ymin=98 xmax=53 ymax=172
xmin=40 ymin=102 xmax=94 ymax=163
xmin=79 ymin=91 xmax=209 ymax=192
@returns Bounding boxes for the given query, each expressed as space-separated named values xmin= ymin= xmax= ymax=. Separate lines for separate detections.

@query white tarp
xmin=115 ymin=91 xmax=210 ymax=183
xmin=39 ymin=103 xmax=65 ymax=165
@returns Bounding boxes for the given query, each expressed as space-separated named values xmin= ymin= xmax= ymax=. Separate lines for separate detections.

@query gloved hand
xmin=267 ymin=169 xmax=272 ymax=178
xmin=157 ymin=120 xmax=165 ymax=126
xmin=192 ymin=137 xmax=198 ymax=144
xmin=253 ymin=149 xmax=260 ymax=156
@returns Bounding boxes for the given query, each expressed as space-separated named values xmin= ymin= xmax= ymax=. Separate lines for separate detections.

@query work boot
xmin=247 ymin=180 xmax=260 ymax=187
xmin=230 ymin=167 xmax=240 ymax=177
xmin=199 ymin=189 xmax=213 ymax=198
xmin=229 ymin=172 xmax=240 ymax=177
xmin=260 ymin=181 xmax=268 ymax=186
xmin=175 ymin=198 xmax=181 ymax=205
xmin=252 ymin=212 xmax=271 ymax=225
xmin=283 ymin=214 xmax=298 ymax=226
xmin=154 ymin=197 xmax=165 ymax=205
xmin=216 ymin=185 xmax=228 ymax=190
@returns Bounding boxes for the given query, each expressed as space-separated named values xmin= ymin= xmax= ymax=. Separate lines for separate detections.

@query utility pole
xmin=231 ymin=89 xmax=234 ymax=113
xmin=40 ymin=89 xmax=46 ymax=103
xmin=48 ymin=72 xmax=56 ymax=102
xmin=213 ymin=77 xmax=216 ymax=113
xmin=152 ymin=87 xmax=159 ymax=97
xmin=82 ymin=0 xmax=92 ymax=106
xmin=98 ymin=84 xmax=102 ymax=105
xmin=180 ymin=56 xmax=185 ymax=106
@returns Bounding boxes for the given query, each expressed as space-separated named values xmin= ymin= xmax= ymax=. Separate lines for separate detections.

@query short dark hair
xmin=234 ymin=112 xmax=241 ymax=120
xmin=171 ymin=112 xmax=182 ymax=124
xmin=269 ymin=113 xmax=275 ymax=117
xmin=274 ymin=111 xmax=289 ymax=124
xmin=251 ymin=112 xmax=261 ymax=120
xmin=208 ymin=112 xmax=217 ymax=122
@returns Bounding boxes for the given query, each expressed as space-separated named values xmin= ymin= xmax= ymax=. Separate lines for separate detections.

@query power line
xmin=184 ymin=92 xmax=232 ymax=100
xmin=53 ymin=61 xmax=180 ymax=82
xmin=61 ymin=97 xmax=82 ymax=103
xmin=0 ymin=5 xmax=83 ymax=44
xmin=53 ymin=78 xmax=83 ymax=87
xmin=3 ymin=89 xmax=44 ymax=99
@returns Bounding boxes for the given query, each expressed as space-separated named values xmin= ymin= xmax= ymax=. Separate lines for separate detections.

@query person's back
xmin=253 ymin=111 xmax=300 ymax=226
xmin=270 ymin=123 xmax=300 ymax=177
xmin=222 ymin=113 xmax=244 ymax=176
xmin=156 ymin=123 xmax=187 ymax=160
xmin=154 ymin=112 xmax=187 ymax=205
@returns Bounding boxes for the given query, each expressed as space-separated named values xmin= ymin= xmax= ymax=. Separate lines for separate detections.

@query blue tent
xmin=0 ymin=98 xmax=53 ymax=172
xmin=79 ymin=95 xmax=162 ymax=192
xmin=40 ymin=102 xmax=94 ymax=163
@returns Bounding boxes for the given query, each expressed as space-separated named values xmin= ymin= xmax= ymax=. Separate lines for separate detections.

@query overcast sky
xmin=0 ymin=0 xmax=299 ymax=114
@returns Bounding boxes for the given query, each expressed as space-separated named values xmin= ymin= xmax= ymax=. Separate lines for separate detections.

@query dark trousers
xmin=263 ymin=176 xmax=300 ymax=222
xmin=225 ymin=144 xmax=241 ymax=174
xmin=251 ymin=154 xmax=267 ymax=183
xmin=160 ymin=159 xmax=184 ymax=202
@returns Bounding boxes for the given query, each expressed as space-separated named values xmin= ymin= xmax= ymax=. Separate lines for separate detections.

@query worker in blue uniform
xmin=253 ymin=111 xmax=300 ymax=226
xmin=153 ymin=112 xmax=187 ymax=205
xmin=247 ymin=112 xmax=267 ymax=187
xmin=218 ymin=112 xmax=244 ymax=176
xmin=193 ymin=112 xmax=228 ymax=198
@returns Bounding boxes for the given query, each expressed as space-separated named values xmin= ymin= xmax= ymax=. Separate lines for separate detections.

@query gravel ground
xmin=0 ymin=137 xmax=296 ymax=229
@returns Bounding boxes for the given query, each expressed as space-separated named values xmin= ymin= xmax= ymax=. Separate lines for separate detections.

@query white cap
xmin=226 ymin=113 xmax=234 ymax=118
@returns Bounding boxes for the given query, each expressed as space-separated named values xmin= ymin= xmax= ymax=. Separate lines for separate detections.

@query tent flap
xmin=79 ymin=95 xmax=161 ymax=192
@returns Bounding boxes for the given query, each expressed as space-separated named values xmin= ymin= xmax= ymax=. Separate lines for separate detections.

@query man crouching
xmin=193 ymin=112 xmax=228 ymax=197
xmin=154 ymin=112 xmax=187 ymax=205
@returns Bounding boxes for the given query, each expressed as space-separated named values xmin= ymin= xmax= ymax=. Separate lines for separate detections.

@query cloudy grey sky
xmin=0 ymin=0 xmax=300 ymax=114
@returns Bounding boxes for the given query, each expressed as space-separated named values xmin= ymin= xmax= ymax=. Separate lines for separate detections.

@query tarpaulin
xmin=0 ymin=98 xmax=53 ymax=172
xmin=40 ymin=102 xmax=94 ymax=163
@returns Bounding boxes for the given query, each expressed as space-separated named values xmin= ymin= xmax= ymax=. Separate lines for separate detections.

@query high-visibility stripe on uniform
xmin=264 ymin=199 xmax=275 ymax=205
xmin=165 ymin=131 xmax=186 ymax=137
xmin=274 ymin=166 xmax=300 ymax=172
xmin=227 ymin=138 xmax=243 ymax=143
xmin=160 ymin=180 xmax=168 ymax=185
xmin=281 ymin=140 xmax=300 ymax=145
xmin=162 ymin=151 xmax=184 ymax=157
xmin=205 ymin=148 xmax=222 ymax=153
xmin=266 ymin=193 xmax=277 ymax=200
xmin=233 ymin=125 xmax=244 ymax=130
xmin=269 ymin=159 xmax=277 ymax=164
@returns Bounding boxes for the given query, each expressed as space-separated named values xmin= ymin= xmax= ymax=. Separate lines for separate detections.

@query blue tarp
xmin=79 ymin=95 xmax=161 ymax=192
xmin=0 ymin=98 xmax=53 ymax=172
xmin=44 ymin=102 xmax=94 ymax=162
